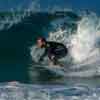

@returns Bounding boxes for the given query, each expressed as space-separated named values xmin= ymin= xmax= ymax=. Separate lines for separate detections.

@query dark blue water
xmin=0 ymin=9 xmax=100 ymax=100
xmin=0 ymin=10 xmax=100 ymax=88
xmin=0 ymin=11 xmax=79 ymax=83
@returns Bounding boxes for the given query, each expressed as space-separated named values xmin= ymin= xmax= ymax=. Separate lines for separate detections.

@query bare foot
xmin=58 ymin=63 xmax=64 ymax=67
xmin=49 ymin=62 xmax=64 ymax=68
xmin=48 ymin=59 xmax=64 ymax=67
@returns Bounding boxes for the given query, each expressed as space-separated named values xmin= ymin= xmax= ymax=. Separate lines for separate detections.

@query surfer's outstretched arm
xmin=38 ymin=49 xmax=47 ymax=62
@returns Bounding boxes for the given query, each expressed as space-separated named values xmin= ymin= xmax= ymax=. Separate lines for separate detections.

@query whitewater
xmin=0 ymin=81 xmax=99 ymax=100
xmin=30 ymin=11 xmax=100 ymax=77
xmin=0 ymin=0 xmax=100 ymax=99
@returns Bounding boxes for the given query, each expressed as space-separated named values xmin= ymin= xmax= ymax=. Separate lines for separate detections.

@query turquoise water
xmin=0 ymin=12 xmax=52 ymax=83
xmin=0 ymin=10 xmax=100 ymax=100
xmin=0 ymin=11 xmax=80 ymax=83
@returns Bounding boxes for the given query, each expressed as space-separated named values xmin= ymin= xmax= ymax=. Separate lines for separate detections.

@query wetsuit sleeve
xmin=38 ymin=49 xmax=48 ymax=62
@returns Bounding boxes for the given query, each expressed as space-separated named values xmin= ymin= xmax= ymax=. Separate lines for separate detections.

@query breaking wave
xmin=0 ymin=0 xmax=71 ymax=31
xmin=0 ymin=0 xmax=40 ymax=31
xmin=30 ymin=11 xmax=100 ymax=77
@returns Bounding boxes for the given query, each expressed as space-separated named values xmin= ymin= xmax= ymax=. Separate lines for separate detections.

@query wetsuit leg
xmin=48 ymin=53 xmax=58 ymax=65
xmin=54 ymin=47 xmax=68 ymax=59
xmin=48 ymin=47 xmax=68 ymax=65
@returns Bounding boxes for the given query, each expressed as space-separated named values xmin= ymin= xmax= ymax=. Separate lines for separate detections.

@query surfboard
xmin=34 ymin=62 xmax=69 ymax=76
xmin=33 ymin=61 xmax=98 ymax=77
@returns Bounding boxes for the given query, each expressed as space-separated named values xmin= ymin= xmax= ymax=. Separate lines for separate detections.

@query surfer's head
xmin=37 ymin=37 xmax=46 ymax=48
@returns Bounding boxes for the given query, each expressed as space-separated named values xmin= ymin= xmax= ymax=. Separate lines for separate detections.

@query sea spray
xmin=30 ymin=11 xmax=100 ymax=77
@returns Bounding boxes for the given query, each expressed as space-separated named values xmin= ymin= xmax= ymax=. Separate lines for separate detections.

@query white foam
xmin=30 ymin=11 xmax=100 ymax=77
xmin=0 ymin=82 xmax=99 ymax=100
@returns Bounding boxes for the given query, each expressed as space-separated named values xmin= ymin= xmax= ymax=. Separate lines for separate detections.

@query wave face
xmin=0 ymin=0 xmax=40 ymax=31
xmin=30 ymin=11 xmax=100 ymax=77
xmin=0 ymin=0 xmax=100 ymax=81
xmin=0 ymin=82 xmax=100 ymax=100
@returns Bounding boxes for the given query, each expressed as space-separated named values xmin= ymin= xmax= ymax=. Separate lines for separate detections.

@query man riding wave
xmin=36 ymin=37 xmax=68 ymax=66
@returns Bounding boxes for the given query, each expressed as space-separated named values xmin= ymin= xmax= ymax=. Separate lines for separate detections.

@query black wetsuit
xmin=39 ymin=41 xmax=68 ymax=64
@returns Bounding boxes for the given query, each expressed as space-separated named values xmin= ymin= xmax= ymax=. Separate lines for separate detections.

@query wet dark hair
xmin=37 ymin=37 xmax=46 ymax=42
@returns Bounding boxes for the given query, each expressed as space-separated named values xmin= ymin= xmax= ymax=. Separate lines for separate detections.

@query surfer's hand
xmin=38 ymin=57 xmax=43 ymax=62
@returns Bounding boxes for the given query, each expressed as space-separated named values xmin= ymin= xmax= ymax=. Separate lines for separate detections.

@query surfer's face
xmin=37 ymin=39 xmax=44 ymax=48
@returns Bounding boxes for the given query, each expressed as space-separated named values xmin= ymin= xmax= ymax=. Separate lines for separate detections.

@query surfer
xmin=36 ymin=37 xmax=68 ymax=66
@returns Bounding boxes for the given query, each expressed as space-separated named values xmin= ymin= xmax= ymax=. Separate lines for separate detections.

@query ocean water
xmin=0 ymin=6 xmax=100 ymax=99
